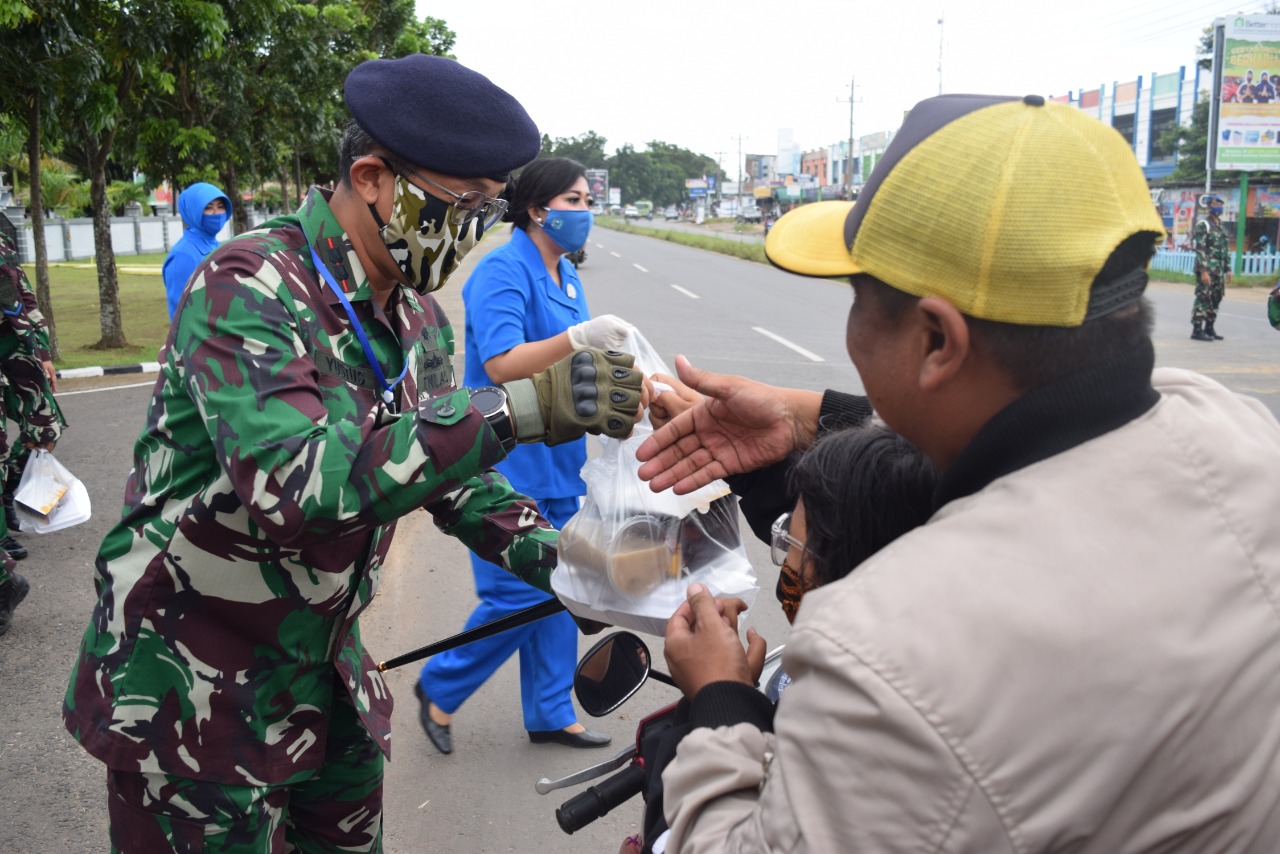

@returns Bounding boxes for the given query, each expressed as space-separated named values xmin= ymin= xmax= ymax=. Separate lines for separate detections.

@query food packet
xmin=551 ymin=329 xmax=758 ymax=636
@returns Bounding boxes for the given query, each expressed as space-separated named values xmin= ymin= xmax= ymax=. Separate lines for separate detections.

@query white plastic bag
xmin=551 ymin=329 xmax=758 ymax=636
xmin=14 ymin=449 xmax=91 ymax=534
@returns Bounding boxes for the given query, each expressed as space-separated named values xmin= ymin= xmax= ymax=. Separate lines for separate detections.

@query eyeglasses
xmin=770 ymin=511 xmax=807 ymax=567
xmin=378 ymin=157 xmax=508 ymax=229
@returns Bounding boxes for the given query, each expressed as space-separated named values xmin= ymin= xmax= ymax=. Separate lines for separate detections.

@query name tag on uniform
xmin=419 ymin=346 xmax=454 ymax=395
xmin=316 ymin=352 xmax=379 ymax=391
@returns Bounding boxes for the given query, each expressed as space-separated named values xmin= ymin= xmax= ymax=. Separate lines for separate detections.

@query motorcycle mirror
xmin=574 ymin=631 xmax=652 ymax=717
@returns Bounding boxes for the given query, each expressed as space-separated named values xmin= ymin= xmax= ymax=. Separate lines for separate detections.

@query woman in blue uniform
xmin=162 ymin=182 xmax=232 ymax=320
xmin=415 ymin=158 xmax=633 ymax=753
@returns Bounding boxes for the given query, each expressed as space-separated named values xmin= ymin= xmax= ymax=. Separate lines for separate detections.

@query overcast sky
xmin=416 ymin=0 xmax=1272 ymax=175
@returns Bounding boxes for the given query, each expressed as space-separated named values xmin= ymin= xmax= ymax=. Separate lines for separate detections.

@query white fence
xmin=5 ymin=207 xmax=278 ymax=265
xmin=1152 ymin=248 xmax=1280 ymax=277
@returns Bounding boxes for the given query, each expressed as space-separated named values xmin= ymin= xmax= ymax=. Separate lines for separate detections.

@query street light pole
xmin=837 ymin=77 xmax=860 ymax=196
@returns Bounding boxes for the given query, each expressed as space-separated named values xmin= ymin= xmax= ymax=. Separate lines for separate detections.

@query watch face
xmin=470 ymin=386 xmax=505 ymax=416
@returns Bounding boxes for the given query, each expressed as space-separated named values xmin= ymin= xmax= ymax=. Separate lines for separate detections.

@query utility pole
xmin=937 ymin=15 xmax=945 ymax=95
xmin=836 ymin=77 xmax=860 ymax=197
xmin=714 ymin=151 xmax=726 ymax=209
xmin=731 ymin=133 xmax=747 ymax=212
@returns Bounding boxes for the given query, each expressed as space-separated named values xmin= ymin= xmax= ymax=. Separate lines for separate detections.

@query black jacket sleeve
xmin=726 ymin=390 xmax=873 ymax=543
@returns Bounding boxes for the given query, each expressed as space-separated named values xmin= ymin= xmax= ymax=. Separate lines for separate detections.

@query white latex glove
xmin=567 ymin=314 xmax=634 ymax=350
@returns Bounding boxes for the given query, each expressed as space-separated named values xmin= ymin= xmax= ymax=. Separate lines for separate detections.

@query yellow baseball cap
xmin=765 ymin=94 xmax=1165 ymax=327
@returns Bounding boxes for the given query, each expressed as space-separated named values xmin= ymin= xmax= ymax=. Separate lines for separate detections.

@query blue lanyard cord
xmin=306 ymin=242 xmax=408 ymax=406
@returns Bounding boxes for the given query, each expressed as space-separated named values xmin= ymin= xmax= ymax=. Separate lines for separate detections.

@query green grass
xmin=44 ymin=253 xmax=170 ymax=370
xmin=1147 ymin=268 xmax=1275 ymax=289
xmin=595 ymin=217 xmax=766 ymax=264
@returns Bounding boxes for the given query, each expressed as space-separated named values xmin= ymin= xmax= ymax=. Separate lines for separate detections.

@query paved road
xmin=2 ymin=225 xmax=1276 ymax=852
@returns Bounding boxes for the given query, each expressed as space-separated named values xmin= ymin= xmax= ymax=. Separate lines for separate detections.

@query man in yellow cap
xmin=635 ymin=94 xmax=1280 ymax=850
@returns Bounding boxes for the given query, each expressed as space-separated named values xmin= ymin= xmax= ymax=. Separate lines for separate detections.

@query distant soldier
xmin=0 ymin=233 xmax=64 ymax=560
xmin=1192 ymin=194 xmax=1231 ymax=341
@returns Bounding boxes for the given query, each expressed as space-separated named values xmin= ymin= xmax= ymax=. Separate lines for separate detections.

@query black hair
xmin=855 ymin=231 xmax=1160 ymax=392
xmin=787 ymin=425 xmax=937 ymax=587
xmin=502 ymin=157 xmax=587 ymax=231
xmin=338 ymin=120 xmax=381 ymax=188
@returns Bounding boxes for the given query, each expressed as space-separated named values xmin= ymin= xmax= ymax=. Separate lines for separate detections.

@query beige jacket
xmin=664 ymin=369 xmax=1280 ymax=852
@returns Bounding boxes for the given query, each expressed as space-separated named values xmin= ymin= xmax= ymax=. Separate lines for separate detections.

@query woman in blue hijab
xmin=162 ymin=182 xmax=232 ymax=320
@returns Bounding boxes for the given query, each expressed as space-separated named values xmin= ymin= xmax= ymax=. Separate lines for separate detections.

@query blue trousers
xmin=419 ymin=496 xmax=579 ymax=732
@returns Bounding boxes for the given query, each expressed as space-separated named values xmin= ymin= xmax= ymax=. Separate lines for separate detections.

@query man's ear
xmin=916 ymin=296 xmax=971 ymax=393
xmin=348 ymin=155 xmax=389 ymax=206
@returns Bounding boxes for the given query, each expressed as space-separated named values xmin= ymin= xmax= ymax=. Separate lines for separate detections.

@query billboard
xmin=1214 ymin=15 xmax=1280 ymax=170
xmin=585 ymin=169 xmax=608 ymax=205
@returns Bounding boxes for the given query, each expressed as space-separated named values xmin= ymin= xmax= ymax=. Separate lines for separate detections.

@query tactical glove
xmin=503 ymin=349 xmax=642 ymax=447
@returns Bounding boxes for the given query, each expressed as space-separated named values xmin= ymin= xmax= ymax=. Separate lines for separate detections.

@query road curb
xmin=56 ymin=362 xmax=161 ymax=380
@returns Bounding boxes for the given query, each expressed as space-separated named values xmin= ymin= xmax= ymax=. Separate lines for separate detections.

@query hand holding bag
xmin=14 ymin=449 xmax=91 ymax=533
xmin=551 ymin=328 xmax=758 ymax=637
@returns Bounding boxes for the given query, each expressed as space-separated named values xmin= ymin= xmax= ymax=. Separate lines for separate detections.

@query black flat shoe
xmin=528 ymin=727 xmax=612 ymax=748
xmin=1 ymin=536 xmax=27 ymax=560
xmin=413 ymin=682 xmax=453 ymax=755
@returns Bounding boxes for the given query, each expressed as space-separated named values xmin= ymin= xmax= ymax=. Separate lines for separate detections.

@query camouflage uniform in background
xmin=63 ymin=187 xmax=559 ymax=847
xmin=0 ymin=234 xmax=64 ymax=552
xmin=1192 ymin=214 xmax=1230 ymax=328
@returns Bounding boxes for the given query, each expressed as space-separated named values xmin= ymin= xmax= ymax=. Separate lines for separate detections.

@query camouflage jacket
xmin=0 ymin=234 xmax=52 ymax=361
xmin=63 ymin=188 xmax=558 ymax=785
xmin=1193 ymin=218 xmax=1230 ymax=278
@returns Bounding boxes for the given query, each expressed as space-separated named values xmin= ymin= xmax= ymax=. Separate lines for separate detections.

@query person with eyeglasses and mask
xmin=62 ymin=55 xmax=644 ymax=852
xmin=416 ymin=158 xmax=633 ymax=756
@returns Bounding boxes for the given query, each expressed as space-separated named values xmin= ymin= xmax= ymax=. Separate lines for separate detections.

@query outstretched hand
xmin=664 ymin=583 xmax=767 ymax=699
xmin=635 ymin=355 xmax=811 ymax=494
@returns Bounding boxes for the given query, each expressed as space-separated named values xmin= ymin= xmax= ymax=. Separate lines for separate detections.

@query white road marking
xmin=752 ymin=327 xmax=825 ymax=362
xmin=610 ymin=251 xmax=622 ymax=258
xmin=670 ymin=284 xmax=700 ymax=299
xmin=633 ymin=264 xmax=648 ymax=273
xmin=59 ymin=380 xmax=156 ymax=395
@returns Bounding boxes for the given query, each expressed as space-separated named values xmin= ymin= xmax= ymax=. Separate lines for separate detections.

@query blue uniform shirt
xmin=462 ymin=227 xmax=589 ymax=500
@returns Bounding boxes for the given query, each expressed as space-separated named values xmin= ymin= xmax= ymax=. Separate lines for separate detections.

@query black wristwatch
xmin=470 ymin=386 xmax=517 ymax=451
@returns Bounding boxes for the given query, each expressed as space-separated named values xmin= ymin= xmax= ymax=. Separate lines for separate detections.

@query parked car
xmin=624 ymin=205 xmax=640 ymax=219
xmin=736 ymin=206 xmax=762 ymax=223
xmin=664 ymin=206 xmax=680 ymax=220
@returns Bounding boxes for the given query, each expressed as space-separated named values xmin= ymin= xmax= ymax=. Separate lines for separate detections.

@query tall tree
xmin=61 ymin=0 xmax=228 ymax=349
xmin=541 ymin=131 xmax=610 ymax=168
xmin=0 ymin=0 xmax=93 ymax=359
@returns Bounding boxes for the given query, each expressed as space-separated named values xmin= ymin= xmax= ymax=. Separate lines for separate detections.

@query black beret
xmin=344 ymin=54 xmax=541 ymax=178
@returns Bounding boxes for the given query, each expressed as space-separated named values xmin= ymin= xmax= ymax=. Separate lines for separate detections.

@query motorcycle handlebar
xmin=555 ymin=761 xmax=647 ymax=834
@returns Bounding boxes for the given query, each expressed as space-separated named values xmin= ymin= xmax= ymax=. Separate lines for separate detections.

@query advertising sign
xmin=608 ymin=187 xmax=621 ymax=206
xmin=1215 ymin=15 xmax=1280 ymax=170
xmin=585 ymin=169 xmax=609 ymax=205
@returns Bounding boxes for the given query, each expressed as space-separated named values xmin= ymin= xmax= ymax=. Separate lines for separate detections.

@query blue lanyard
xmin=306 ymin=241 xmax=408 ymax=406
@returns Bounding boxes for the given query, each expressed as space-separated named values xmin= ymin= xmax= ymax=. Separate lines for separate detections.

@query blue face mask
xmin=1210 ymin=205 xmax=1224 ymax=218
xmin=202 ymin=212 xmax=229 ymax=235
xmin=540 ymin=207 xmax=593 ymax=253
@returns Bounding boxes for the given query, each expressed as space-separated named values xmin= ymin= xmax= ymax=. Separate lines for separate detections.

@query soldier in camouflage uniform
xmin=0 ymin=232 xmax=64 ymax=633
xmin=0 ymin=234 xmax=66 ymax=551
xmin=62 ymin=55 xmax=643 ymax=852
xmin=1191 ymin=195 xmax=1232 ymax=341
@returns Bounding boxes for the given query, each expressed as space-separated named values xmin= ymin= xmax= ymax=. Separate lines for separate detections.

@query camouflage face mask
xmin=371 ymin=173 xmax=481 ymax=295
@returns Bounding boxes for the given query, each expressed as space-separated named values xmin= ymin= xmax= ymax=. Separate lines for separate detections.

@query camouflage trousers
xmin=0 ymin=349 xmax=64 ymax=494
xmin=107 ymin=689 xmax=384 ymax=853
xmin=1191 ymin=274 xmax=1226 ymax=324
